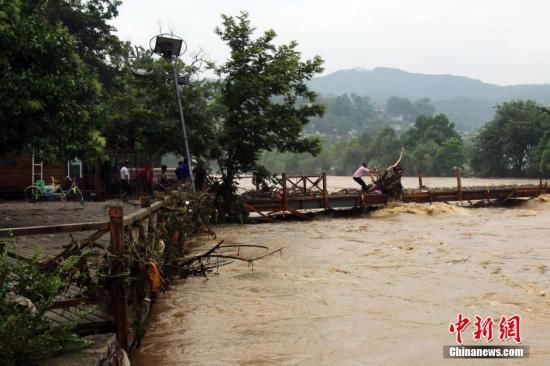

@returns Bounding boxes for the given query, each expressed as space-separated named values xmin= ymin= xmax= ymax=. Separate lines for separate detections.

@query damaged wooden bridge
xmin=243 ymin=172 xmax=550 ymax=219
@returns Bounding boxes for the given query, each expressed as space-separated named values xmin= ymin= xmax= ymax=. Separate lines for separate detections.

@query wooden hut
xmin=0 ymin=152 xmax=82 ymax=196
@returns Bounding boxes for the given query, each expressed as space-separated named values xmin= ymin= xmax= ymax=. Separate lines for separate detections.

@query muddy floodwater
xmin=132 ymin=178 xmax=550 ymax=365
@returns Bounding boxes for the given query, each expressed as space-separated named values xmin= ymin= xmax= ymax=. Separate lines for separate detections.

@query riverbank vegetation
xmin=261 ymin=100 xmax=550 ymax=178
xmin=0 ymin=244 xmax=91 ymax=364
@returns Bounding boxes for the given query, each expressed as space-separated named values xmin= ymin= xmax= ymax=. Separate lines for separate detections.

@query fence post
xmin=417 ymin=170 xmax=423 ymax=189
xmin=282 ymin=173 xmax=288 ymax=217
xmin=109 ymin=206 xmax=129 ymax=352
xmin=322 ymin=172 xmax=328 ymax=209
xmin=456 ymin=168 xmax=462 ymax=202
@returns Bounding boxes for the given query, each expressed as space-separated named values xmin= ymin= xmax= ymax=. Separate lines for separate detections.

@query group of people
xmin=175 ymin=159 xmax=207 ymax=191
xmin=119 ymin=159 xmax=208 ymax=198
xmin=120 ymin=159 xmax=376 ymax=198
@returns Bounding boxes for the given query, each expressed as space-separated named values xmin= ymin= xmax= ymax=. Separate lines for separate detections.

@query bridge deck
xmin=244 ymin=182 xmax=548 ymax=215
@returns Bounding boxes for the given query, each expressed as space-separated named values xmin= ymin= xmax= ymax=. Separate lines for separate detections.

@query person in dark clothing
xmin=175 ymin=160 xmax=190 ymax=182
xmin=157 ymin=165 xmax=169 ymax=192
xmin=159 ymin=165 xmax=168 ymax=185
xmin=137 ymin=163 xmax=153 ymax=194
xmin=193 ymin=160 xmax=207 ymax=191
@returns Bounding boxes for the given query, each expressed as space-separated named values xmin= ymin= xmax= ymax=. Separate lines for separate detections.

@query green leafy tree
xmin=401 ymin=114 xmax=465 ymax=175
xmin=43 ymin=0 xmax=123 ymax=85
xmin=386 ymin=96 xmax=412 ymax=119
xmin=471 ymin=100 xmax=550 ymax=176
xmin=331 ymin=94 xmax=353 ymax=117
xmin=103 ymin=46 xmax=216 ymax=159
xmin=366 ymin=127 xmax=401 ymax=168
xmin=209 ymin=12 xmax=324 ymax=204
xmin=401 ymin=114 xmax=461 ymax=147
xmin=528 ymin=131 xmax=550 ymax=176
xmin=412 ymin=97 xmax=435 ymax=118
xmin=432 ymin=137 xmax=466 ymax=175
xmin=0 ymin=0 xmax=104 ymax=161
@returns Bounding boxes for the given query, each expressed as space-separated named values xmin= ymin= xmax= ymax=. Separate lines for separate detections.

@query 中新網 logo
xmin=449 ymin=313 xmax=522 ymax=344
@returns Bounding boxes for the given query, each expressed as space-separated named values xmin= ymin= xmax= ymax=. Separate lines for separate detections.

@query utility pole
xmin=151 ymin=34 xmax=195 ymax=192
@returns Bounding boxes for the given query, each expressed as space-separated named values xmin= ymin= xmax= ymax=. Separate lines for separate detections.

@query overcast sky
xmin=112 ymin=0 xmax=550 ymax=86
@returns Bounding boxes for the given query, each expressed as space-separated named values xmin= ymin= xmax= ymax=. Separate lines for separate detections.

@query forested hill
xmin=309 ymin=67 xmax=550 ymax=131
xmin=310 ymin=67 xmax=550 ymax=101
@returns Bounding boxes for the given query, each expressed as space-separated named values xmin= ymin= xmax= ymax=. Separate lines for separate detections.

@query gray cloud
xmin=112 ymin=0 xmax=550 ymax=85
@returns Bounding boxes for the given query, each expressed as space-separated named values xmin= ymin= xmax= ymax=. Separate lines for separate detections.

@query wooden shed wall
xmin=0 ymin=153 xmax=67 ymax=194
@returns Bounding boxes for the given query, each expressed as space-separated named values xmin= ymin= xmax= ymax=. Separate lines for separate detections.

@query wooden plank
xmin=141 ymin=219 xmax=149 ymax=241
xmin=0 ymin=221 xmax=109 ymax=238
xmin=244 ymin=203 xmax=271 ymax=218
xmin=122 ymin=197 xmax=167 ymax=227
xmin=305 ymin=176 xmax=323 ymax=192
xmin=322 ymin=173 xmax=328 ymax=209
xmin=286 ymin=177 xmax=303 ymax=191
xmin=150 ymin=212 xmax=158 ymax=231
xmin=50 ymin=295 xmax=111 ymax=309
xmin=109 ymin=206 xmax=129 ymax=352
xmin=129 ymin=226 xmax=140 ymax=242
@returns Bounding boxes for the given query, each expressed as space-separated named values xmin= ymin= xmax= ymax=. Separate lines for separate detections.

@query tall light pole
xmin=151 ymin=34 xmax=195 ymax=192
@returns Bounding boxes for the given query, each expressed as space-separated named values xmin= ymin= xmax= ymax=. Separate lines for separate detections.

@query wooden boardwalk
xmin=243 ymin=173 xmax=549 ymax=218
xmin=0 ymin=200 xmax=139 ymax=260
xmin=0 ymin=200 xmax=143 ymax=343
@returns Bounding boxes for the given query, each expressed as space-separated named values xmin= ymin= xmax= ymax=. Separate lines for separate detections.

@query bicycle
xmin=24 ymin=176 xmax=84 ymax=203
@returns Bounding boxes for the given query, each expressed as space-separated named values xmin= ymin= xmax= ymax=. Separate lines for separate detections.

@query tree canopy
xmin=260 ymin=113 xmax=467 ymax=177
xmin=102 ymin=46 xmax=216 ymax=159
xmin=471 ymin=100 xmax=550 ymax=177
xmin=209 ymin=11 xmax=325 ymax=188
xmin=0 ymin=0 xmax=125 ymax=161
xmin=0 ymin=0 xmax=108 ymax=161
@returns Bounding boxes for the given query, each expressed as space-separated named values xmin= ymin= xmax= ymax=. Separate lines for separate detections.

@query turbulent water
xmin=132 ymin=178 xmax=550 ymax=365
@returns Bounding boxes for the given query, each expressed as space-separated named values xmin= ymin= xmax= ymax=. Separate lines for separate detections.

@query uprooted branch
xmin=171 ymin=240 xmax=284 ymax=276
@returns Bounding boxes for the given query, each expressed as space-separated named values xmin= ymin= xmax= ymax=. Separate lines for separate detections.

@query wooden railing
xmin=0 ymin=193 xmax=174 ymax=351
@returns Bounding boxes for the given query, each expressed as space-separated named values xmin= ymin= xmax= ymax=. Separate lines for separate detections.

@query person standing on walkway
xmin=137 ymin=163 xmax=154 ymax=194
xmin=353 ymin=162 xmax=375 ymax=192
xmin=120 ymin=161 xmax=131 ymax=198
xmin=175 ymin=159 xmax=190 ymax=183
xmin=193 ymin=160 xmax=207 ymax=192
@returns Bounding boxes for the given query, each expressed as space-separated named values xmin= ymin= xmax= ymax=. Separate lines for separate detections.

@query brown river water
xmin=132 ymin=177 xmax=550 ymax=365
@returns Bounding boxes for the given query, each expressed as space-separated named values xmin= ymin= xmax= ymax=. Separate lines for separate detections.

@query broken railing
xmin=0 ymin=194 xmax=173 ymax=352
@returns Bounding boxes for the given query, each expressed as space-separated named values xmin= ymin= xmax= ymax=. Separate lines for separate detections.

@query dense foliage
xmin=0 ymin=0 xmax=110 ymax=161
xmin=103 ymin=46 xmax=216 ymax=159
xmin=207 ymin=11 xmax=324 ymax=207
xmin=261 ymin=114 xmax=466 ymax=176
xmin=309 ymin=67 xmax=550 ymax=132
xmin=471 ymin=100 xmax=550 ymax=177
xmin=304 ymin=94 xmax=436 ymax=138
xmin=0 ymin=244 xmax=89 ymax=364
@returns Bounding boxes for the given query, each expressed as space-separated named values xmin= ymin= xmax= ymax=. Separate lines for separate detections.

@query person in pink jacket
xmin=353 ymin=162 xmax=375 ymax=192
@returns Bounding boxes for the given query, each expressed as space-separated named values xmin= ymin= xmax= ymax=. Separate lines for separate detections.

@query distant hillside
xmin=309 ymin=67 xmax=550 ymax=131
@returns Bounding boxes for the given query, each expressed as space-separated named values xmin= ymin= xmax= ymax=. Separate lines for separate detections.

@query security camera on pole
xmin=150 ymin=34 xmax=195 ymax=192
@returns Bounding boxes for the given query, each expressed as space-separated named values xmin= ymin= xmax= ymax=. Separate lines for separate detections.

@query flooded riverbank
xmin=132 ymin=179 xmax=550 ymax=365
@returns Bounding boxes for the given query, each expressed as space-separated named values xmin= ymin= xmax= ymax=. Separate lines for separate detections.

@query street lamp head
xmin=150 ymin=34 xmax=187 ymax=60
